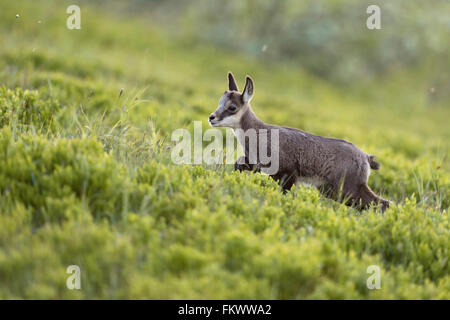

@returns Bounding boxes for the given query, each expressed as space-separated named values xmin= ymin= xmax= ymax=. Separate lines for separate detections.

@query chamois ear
xmin=242 ymin=76 xmax=254 ymax=103
xmin=228 ymin=72 xmax=239 ymax=91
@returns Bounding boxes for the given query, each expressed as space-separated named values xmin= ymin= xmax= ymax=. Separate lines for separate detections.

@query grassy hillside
xmin=0 ymin=0 xmax=448 ymax=299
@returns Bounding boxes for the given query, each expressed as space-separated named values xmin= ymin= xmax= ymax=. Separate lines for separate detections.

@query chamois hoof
xmin=382 ymin=200 xmax=392 ymax=211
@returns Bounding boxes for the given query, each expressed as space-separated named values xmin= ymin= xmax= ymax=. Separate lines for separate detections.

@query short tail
xmin=368 ymin=155 xmax=380 ymax=170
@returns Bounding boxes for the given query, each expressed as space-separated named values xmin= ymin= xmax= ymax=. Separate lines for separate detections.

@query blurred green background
xmin=110 ymin=0 xmax=450 ymax=86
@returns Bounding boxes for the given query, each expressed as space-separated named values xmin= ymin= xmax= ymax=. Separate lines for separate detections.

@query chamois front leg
xmin=234 ymin=156 xmax=261 ymax=172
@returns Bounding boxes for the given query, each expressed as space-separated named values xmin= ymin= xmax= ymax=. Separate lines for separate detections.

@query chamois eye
xmin=228 ymin=105 xmax=237 ymax=112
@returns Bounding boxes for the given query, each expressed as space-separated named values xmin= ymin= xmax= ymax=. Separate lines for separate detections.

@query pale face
xmin=209 ymin=91 xmax=246 ymax=129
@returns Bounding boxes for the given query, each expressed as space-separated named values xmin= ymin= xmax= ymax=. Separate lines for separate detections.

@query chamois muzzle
xmin=209 ymin=113 xmax=218 ymax=126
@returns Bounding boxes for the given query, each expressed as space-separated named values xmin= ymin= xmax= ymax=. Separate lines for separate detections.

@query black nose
xmin=209 ymin=114 xmax=215 ymax=121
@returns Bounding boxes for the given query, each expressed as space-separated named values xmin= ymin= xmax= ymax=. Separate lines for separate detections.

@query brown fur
xmin=210 ymin=73 xmax=391 ymax=211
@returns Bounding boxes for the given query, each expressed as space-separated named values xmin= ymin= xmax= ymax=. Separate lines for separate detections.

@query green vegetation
xmin=117 ymin=0 xmax=450 ymax=85
xmin=0 ymin=0 xmax=448 ymax=299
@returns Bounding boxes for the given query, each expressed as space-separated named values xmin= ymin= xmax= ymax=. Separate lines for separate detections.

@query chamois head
xmin=209 ymin=72 xmax=254 ymax=128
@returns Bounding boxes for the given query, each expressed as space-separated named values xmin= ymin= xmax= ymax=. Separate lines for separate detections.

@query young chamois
xmin=209 ymin=72 xmax=391 ymax=211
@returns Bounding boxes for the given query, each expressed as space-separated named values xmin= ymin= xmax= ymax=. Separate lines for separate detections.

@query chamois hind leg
xmin=319 ymin=183 xmax=364 ymax=210
xmin=359 ymin=184 xmax=391 ymax=212
xmin=340 ymin=184 xmax=363 ymax=209
xmin=319 ymin=181 xmax=364 ymax=209
xmin=328 ymin=178 xmax=371 ymax=210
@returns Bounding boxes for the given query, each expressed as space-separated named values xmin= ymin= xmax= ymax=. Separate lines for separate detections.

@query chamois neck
xmin=238 ymin=106 xmax=265 ymax=131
